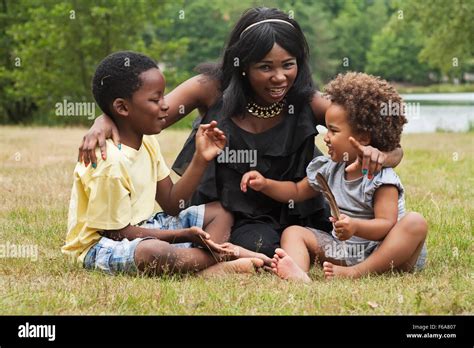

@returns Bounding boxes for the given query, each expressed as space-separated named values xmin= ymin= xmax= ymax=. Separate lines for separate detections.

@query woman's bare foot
xmin=220 ymin=242 xmax=272 ymax=266
xmin=197 ymin=258 xmax=264 ymax=278
xmin=323 ymin=261 xmax=361 ymax=279
xmin=271 ymin=248 xmax=311 ymax=283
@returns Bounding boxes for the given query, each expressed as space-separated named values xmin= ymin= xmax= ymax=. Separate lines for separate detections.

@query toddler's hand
xmin=241 ymin=170 xmax=267 ymax=192
xmin=330 ymin=214 xmax=357 ymax=241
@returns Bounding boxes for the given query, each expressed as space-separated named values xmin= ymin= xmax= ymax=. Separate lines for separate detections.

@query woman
xmin=79 ymin=7 xmax=427 ymax=257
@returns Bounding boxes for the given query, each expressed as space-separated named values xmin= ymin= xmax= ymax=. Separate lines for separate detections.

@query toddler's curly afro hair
xmin=324 ymin=72 xmax=407 ymax=152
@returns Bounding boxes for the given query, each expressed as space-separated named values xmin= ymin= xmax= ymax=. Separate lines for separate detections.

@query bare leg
xmin=271 ymin=248 xmax=311 ymax=283
xmin=280 ymin=226 xmax=326 ymax=272
xmin=134 ymin=239 xmax=218 ymax=275
xmin=202 ymin=201 xmax=233 ymax=243
xmin=270 ymin=226 xmax=335 ymax=282
xmin=197 ymin=258 xmax=264 ymax=278
xmin=324 ymin=212 xmax=428 ymax=279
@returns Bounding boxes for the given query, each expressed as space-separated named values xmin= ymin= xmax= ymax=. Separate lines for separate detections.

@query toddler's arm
xmin=334 ymin=185 xmax=399 ymax=241
xmin=240 ymin=170 xmax=318 ymax=203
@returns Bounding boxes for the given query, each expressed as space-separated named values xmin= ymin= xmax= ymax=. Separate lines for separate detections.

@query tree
xmin=275 ymin=0 xmax=338 ymax=84
xmin=1 ymin=0 xmax=181 ymax=124
xmin=403 ymin=0 xmax=474 ymax=76
xmin=366 ymin=14 xmax=435 ymax=84
xmin=0 ymin=0 xmax=37 ymax=123
xmin=331 ymin=0 xmax=389 ymax=74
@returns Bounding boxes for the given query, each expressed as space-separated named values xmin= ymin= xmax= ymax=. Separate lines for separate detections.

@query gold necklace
xmin=246 ymin=99 xmax=285 ymax=119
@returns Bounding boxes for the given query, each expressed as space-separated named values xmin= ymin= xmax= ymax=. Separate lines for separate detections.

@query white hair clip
xmin=240 ymin=19 xmax=295 ymax=38
xmin=100 ymin=75 xmax=111 ymax=86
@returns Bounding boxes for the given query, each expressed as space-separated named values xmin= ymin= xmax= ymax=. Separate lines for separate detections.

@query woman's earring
xmin=242 ymin=71 xmax=246 ymax=76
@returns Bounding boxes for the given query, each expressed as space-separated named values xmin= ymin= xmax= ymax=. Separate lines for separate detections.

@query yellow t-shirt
xmin=61 ymin=135 xmax=170 ymax=263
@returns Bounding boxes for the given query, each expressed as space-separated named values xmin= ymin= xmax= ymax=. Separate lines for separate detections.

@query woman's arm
xmin=78 ymin=74 xmax=220 ymax=166
xmin=310 ymin=91 xmax=331 ymax=127
xmin=345 ymin=138 xmax=404 ymax=177
xmin=163 ymin=74 xmax=220 ymax=128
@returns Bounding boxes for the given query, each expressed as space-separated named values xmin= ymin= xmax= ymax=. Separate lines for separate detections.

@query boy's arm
xmin=334 ymin=185 xmax=399 ymax=241
xmin=101 ymin=225 xmax=228 ymax=253
xmin=155 ymin=154 xmax=208 ymax=216
xmin=101 ymin=224 xmax=188 ymax=243
xmin=155 ymin=121 xmax=226 ymax=216
xmin=241 ymin=171 xmax=318 ymax=203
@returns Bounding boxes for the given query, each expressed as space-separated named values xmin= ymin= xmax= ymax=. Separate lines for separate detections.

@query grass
xmin=0 ymin=126 xmax=472 ymax=315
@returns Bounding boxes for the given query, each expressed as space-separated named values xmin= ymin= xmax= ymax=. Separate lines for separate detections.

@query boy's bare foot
xmin=220 ymin=242 xmax=272 ymax=266
xmin=197 ymin=258 xmax=264 ymax=278
xmin=271 ymin=248 xmax=311 ymax=283
xmin=323 ymin=261 xmax=361 ymax=279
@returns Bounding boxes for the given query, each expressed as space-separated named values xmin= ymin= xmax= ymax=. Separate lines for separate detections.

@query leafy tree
xmin=275 ymin=0 xmax=338 ymax=84
xmin=366 ymin=14 xmax=435 ymax=84
xmin=332 ymin=0 xmax=389 ymax=73
xmin=0 ymin=0 xmax=37 ymax=123
xmin=403 ymin=0 xmax=474 ymax=76
xmin=2 ymin=0 xmax=181 ymax=124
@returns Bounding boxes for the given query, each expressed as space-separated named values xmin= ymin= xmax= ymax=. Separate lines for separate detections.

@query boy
xmin=62 ymin=51 xmax=265 ymax=276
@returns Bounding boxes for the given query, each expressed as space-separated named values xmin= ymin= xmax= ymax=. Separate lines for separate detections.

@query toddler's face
xmin=127 ymin=68 xmax=169 ymax=135
xmin=323 ymin=104 xmax=361 ymax=163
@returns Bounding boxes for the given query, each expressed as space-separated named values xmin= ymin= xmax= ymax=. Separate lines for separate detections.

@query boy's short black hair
xmin=92 ymin=51 xmax=158 ymax=117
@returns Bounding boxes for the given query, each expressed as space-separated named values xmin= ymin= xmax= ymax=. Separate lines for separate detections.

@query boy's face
xmin=323 ymin=104 xmax=366 ymax=163
xmin=126 ymin=68 xmax=168 ymax=135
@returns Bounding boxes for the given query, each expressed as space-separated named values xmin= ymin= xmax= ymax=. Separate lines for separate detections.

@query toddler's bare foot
xmin=271 ymin=248 xmax=311 ymax=283
xmin=220 ymin=242 xmax=272 ymax=266
xmin=197 ymin=258 xmax=264 ymax=278
xmin=323 ymin=261 xmax=361 ymax=279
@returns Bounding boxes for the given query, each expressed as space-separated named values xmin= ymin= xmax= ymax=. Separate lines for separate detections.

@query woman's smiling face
xmin=247 ymin=43 xmax=298 ymax=106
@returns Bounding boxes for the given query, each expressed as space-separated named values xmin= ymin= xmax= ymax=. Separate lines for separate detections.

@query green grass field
xmin=0 ymin=126 xmax=472 ymax=314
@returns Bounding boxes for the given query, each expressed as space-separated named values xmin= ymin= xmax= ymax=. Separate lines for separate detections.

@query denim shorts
xmin=307 ymin=228 xmax=427 ymax=270
xmin=83 ymin=204 xmax=205 ymax=275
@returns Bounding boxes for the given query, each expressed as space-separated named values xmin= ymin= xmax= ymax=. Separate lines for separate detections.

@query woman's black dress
xmin=172 ymin=100 xmax=331 ymax=256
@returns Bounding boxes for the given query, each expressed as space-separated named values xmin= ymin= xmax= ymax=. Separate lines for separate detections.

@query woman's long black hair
xmin=197 ymin=7 xmax=315 ymax=118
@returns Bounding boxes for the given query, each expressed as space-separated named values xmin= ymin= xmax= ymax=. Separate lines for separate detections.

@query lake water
xmin=401 ymin=93 xmax=474 ymax=133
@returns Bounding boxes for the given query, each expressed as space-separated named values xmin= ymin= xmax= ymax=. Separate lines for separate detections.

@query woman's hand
xmin=345 ymin=137 xmax=387 ymax=179
xmin=194 ymin=121 xmax=226 ymax=163
xmin=330 ymin=214 xmax=357 ymax=241
xmin=241 ymin=170 xmax=267 ymax=192
xmin=78 ymin=114 xmax=120 ymax=166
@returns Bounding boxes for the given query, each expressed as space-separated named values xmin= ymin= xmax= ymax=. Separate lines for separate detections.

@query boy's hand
xmin=330 ymin=214 xmax=357 ymax=241
xmin=184 ymin=227 xmax=229 ymax=254
xmin=241 ymin=170 xmax=267 ymax=192
xmin=346 ymin=137 xmax=387 ymax=179
xmin=194 ymin=121 xmax=226 ymax=163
